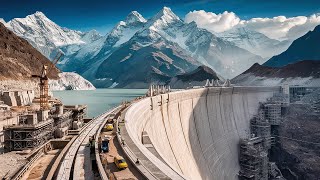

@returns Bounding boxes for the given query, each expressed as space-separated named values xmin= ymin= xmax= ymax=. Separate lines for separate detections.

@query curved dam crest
xmin=125 ymin=86 xmax=281 ymax=180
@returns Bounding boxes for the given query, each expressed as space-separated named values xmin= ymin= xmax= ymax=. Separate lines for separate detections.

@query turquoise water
xmin=53 ymin=89 xmax=147 ymax=118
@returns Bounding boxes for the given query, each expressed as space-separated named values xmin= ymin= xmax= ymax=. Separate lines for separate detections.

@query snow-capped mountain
xmin=126 ymin=7 xmax=265 ymax=78
xmin=80 ymin=29 xmax=102 ymax=44
xmin=264 ymin=25 xmax=320 ymax=67
xmin=88 ymin=7 xmax=265 ymax=87
xmin=3 ymin=8 xmax=294 ymax=88
xmin=58 ymin=11 xmax=147 ymax=76
xmin=0 ymin=18 xmax=6 ymax=25
xmin=232 ymin=25 xmax=320 ymax=87
xmin=3 ymin=11 xmax=102 ymax=59
xmin=95 ymin=36 xmax=201 ymax=88
xmin=216 ymin=27 xmax=291 ymax=58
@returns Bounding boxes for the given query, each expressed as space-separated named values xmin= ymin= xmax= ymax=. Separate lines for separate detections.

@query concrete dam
xmin=124 ymin=86 xmax=281 ymax=180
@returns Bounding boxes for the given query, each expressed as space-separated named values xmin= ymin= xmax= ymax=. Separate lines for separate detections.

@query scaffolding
xmin=290 ymin=86 xmax=307 ymax=103
xmin=238 ymin=137 xmax=268 ymax=180
xmin=239 ymin=90 xmax=288 ymax=180
xmin=4 ymin=119 xmax=54 ymax=151
xmin=263 ymin=103 xmax=282 ymax=126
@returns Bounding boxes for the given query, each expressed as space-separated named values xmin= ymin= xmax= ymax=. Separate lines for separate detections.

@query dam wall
xmin=125 ymin=86 xmax=281 ymax=180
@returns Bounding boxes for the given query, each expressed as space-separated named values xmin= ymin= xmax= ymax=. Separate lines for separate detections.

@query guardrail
xmin=115 ymin=103 xmax=158 ymax=180
xmin=46 ymin=136 xmax=77 ymax=180
xmin=55 ymin=106 xmax=119 ymax=180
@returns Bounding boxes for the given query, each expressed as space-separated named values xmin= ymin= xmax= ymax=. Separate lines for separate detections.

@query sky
xmin=1 ymin=0 xmax=320 ymax=35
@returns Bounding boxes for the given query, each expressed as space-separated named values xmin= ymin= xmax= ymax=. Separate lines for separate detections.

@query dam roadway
xmin=123 ymin=86 xmax=281 ymax=180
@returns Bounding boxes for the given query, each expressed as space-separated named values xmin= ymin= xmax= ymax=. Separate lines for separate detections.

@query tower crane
xmin=32 ymin=52 xmax=63 ymax=110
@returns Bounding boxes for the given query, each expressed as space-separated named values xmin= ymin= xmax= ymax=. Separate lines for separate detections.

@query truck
xmin=101 ymin=139 xmax=109 ymax=153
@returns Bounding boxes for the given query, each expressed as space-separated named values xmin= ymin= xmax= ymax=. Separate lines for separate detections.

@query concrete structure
xmin=0 ymin=90 xmax=34 ymax=106
xmin=147 ymin=85 xmax=171 ymax=97
xmin=289 ymin=86 xmax=307 ymax=102
xmin=238 ymin=137 xmax=268 ymax=180
xmin=125 ymin=86 xmax=280 ymax=180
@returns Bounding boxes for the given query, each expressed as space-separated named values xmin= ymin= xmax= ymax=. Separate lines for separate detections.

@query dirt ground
xmin=0 ymin=151 xmax=28 ymax=178
xmin=100 ymin=130 xmax=145 ymax=180
xmin=24 ymin=149 xmax=60 ymax=180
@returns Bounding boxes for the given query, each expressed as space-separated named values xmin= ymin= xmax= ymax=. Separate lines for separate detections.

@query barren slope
xmin=0 ymin=22 xmax=59 ymax=80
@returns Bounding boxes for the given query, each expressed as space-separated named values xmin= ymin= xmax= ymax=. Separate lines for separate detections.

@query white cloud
xmin=185 ymin=10 xmax=240 ymax=33
xmin=185 ymin=10 xmax=320 ymax=41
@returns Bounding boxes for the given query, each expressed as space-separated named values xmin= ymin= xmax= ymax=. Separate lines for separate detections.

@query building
xmin=263 ymin=103 xmax=282 ymax=126
xmin=238 ymin=137 xmax=269 ymax=180
xmin=289 ymin=86 xmax=307 ymax=103
xmin=3 ymin=110 xmax=54 ymax=151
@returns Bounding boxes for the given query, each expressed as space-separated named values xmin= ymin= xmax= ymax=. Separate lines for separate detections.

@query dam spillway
xmin=124 ymin=86 xmax=281 ymax=179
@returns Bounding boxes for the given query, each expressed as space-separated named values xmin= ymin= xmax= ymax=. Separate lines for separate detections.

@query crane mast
xmin=33 ymin=52 xmax=63 ymax=110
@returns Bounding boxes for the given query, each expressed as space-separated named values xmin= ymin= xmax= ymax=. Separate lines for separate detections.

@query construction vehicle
xmin=105 ymin=123 xmax=114 ymax=131
xmin=32 ymin=52 xmax=63 ymax=110
xmin=101 ymin=138 xmax=109 ymax=153
xmin=114 ymin=155 xmax=128 ymax=170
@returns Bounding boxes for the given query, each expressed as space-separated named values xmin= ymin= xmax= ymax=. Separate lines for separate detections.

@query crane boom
xmin=47 ymin=52 xmax=63 ymax=75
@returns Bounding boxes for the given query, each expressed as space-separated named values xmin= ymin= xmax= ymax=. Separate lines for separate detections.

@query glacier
xmin=49 ymin=72 xmax=96 ymax=91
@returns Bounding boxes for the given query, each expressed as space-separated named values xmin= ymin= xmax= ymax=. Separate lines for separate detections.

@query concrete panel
xmin=1 ymin=92 xmax=17 ymax=106
xmin=125 ymin=86 xmax=280 ymax=180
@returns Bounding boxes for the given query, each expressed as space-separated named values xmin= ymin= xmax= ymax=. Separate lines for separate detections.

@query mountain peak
xmin=31 ymin=11 xmax=48 ymax=19
xmin=0 ymin=18 xmax=6 ymax=25
xmin=153 ymin=6 xmax=180 ymax=22
xmin=125 ymin=11 xmax=146 ymax=24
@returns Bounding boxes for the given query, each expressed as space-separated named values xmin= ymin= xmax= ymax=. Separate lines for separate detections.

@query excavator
xmin=32 ymin=52 xmax=63 ymax=110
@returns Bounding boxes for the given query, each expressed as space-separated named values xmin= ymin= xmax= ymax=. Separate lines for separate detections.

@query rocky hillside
xmin=0 ymin=22 xmax=95 ymax=91
xmin=169 ymin=65 xmax=222 ymax=88
xmin=270 ymin=98 xmax=320 ymax=180
xmin=232 ymin=60 xmax=320 ymax=86
xmin=95 ymin=40 xmax=200 ymax=88
xmin=241 ymin=60 xmax=320 ymax=78
xmin=0 ymin=22 xmax=59 ymax=80
xmin=264 ymin=25 xmax=320 ymax=67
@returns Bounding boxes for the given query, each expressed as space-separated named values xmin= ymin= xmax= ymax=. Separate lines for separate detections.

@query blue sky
xmin=1 ymin=0 xmax=320 ymax=35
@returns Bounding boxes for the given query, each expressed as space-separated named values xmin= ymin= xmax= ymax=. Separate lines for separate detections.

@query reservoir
xmin=53 ymin=89 xmax=147 ymax=118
